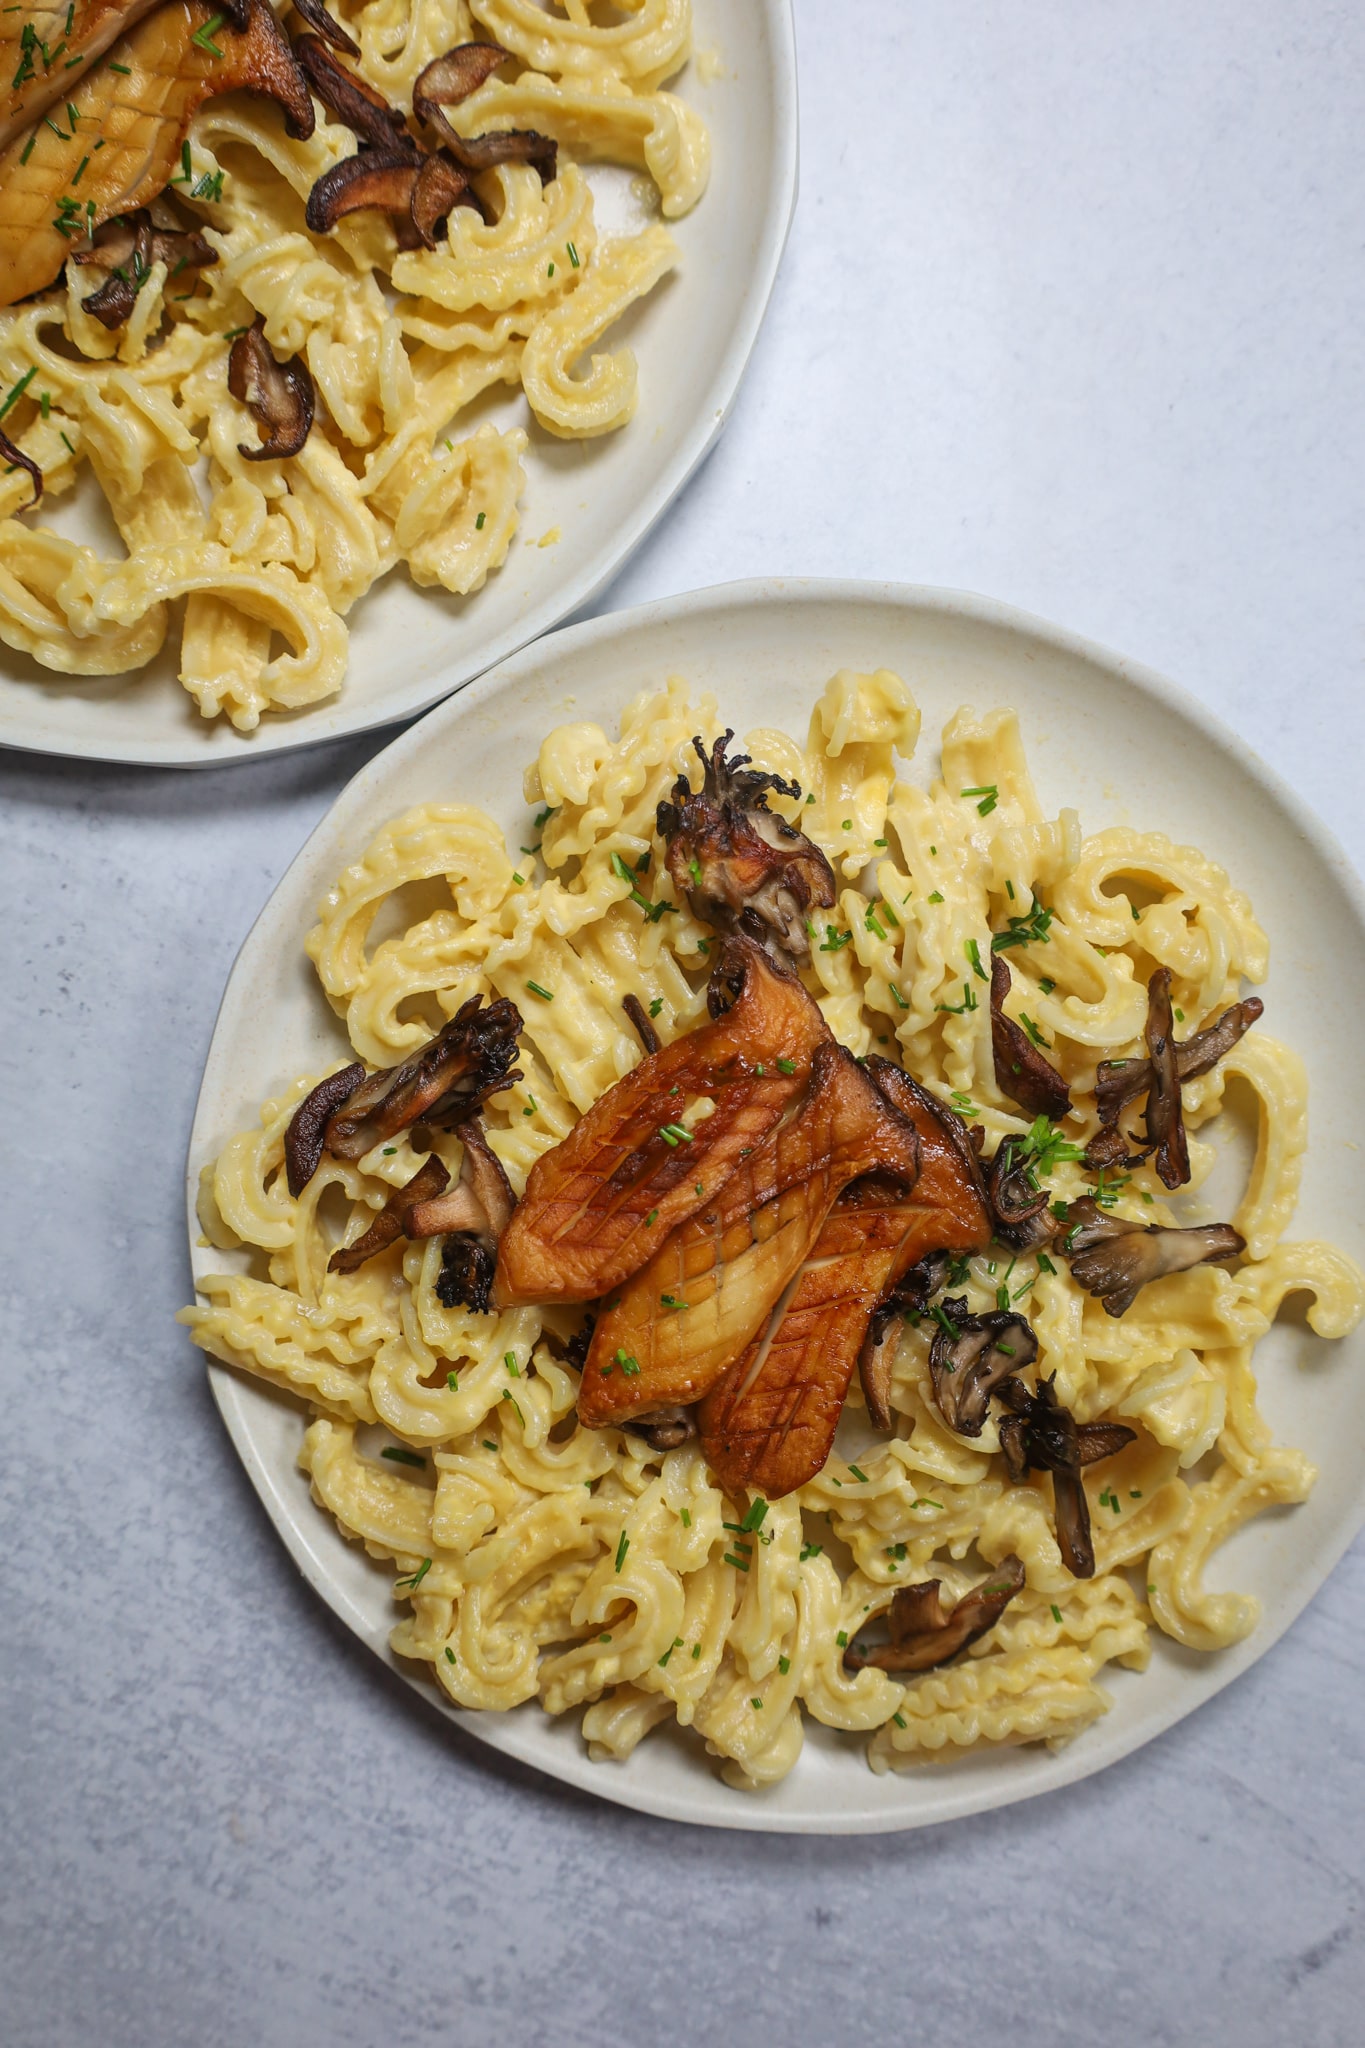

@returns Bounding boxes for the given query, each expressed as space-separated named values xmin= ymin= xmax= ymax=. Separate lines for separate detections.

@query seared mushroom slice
xmin=927 ymin=1295 xmax=1039 ymax=1438
xmin=410 ymin=151 xmax=472 ymax=246
xmin=1086 ymin=992 xmax=1265 ymax=1168
xmin=845 ymin=1556 xmax=1026 ymax=1673
xmin=857 ymin=1249 xmax=951 ymax=1431
xmin=420 ymin=1120 xmax=517 ymax=1314
xmin=1144 ymin=967 xmax=1190 ymax=1189
xmin=413 ymin=44 xmax=557 ymax=181
xmin=293 ymin=34 xmax=412 ymax=148
xmin=75 ymin=210 xmax=219 ymax=330
xmin=290 ymin=0 xmax=360 ymax=58
xmin=991 ymin=954 xmax=1071 ymax=1121
xmin=284 ymin=1059 xmax=366 ymax=1196
xmin=995 ymin=1374 xmax=1135 ymax=1578
xmin=1063 ymin=1197 xmax=1245 ymax=1318
xmin=0 ymin=424 xmax=41 ymax=507
xmin=328 ymin=1153 xmax=450 ymax=1275
xmin=656 ymin=731 xmax=837 ymax=965
xmin=324 ymin=994 xmax=523 ymax=1162
xmin=624 ymin=1407 xmax=697 ymax=1452
xmin=304 ymin=145 xmax=423 ymax=239
xmin=622 ymin=992 xmax=661 ymax=1057
xmin=565 ymin=1311 xmax=596 ymax=1374
xmin=985 ymin=1135 xmax=1057 ymax=1253
xmin=228 ymin=317 xmax=315 ymax=461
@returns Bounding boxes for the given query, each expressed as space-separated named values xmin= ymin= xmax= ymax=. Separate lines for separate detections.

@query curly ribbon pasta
xmin=180 ymin=672 xmax=1364 ymax=1783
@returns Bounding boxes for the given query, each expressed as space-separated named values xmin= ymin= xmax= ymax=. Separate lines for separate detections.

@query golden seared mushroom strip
xmin=844 ymin=1558 xmax=1026 ymax=1674
xmin=701 ymin=1062 xmax=993 ymax=1495
xmin=494 ymin=936 xmax=831 ymax=1307
xmin=578 ymin=1042 xmax=922 ymax=1430
xmin=1062 ymin=1197 xmax=1245 ymax=1319
xmin=0 ymin=0 xmax=313 ymax=309
xmin=991 ymin=953 xmax=1071 ymax=1122
xmin=0 ymin=0 xmax=172 ymax=152
xmin=327 ymin=1153 xmax=449 ymax=1275
xmin=656 ymin=731 xmax=837 ymax=966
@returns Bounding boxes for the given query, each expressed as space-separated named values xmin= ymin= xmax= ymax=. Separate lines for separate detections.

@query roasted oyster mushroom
xmin=621 ymin=991 xmax=661 ymax=1056
xmin=927 ymin=1295 xmax=1040 ymax=1438
xmin=74 ymin=208 xmax=218 ymax=328
xmin=283 ymin=1060 xmax=366 ymax=1196
xmin=844 ymin=1556 xmax=1026 ymax=1673
xmin=624 ymin=1407 xmax=697 ymax=1452
xmin=290 ymin=0 xmax=360 ymax=58
xmin=991 ymin=954 xmax=1071 ymax=1121
xmin=228 ymin=317 xmax=315 ymax=460
xmin=995 ymin=1373 xmax=1135 ymax=1578
xmin=425 ymin=1121 xmax=518 ymax=1313
xmin=327 ymin=1152 xmax=450 ymax=1275
xmin=1063 ymin=1197 xmax=1245 ymax=1317
xmin=294 ymin=34 xmax=412 ymax=147
xmin=857 ymin=1249 xmax=951 ymax=1432
xmin=412 ymin=42 xmax=556 ymax=180
xmin=985 ymin=1134 xmax=1057 ymax=1253
xmin=656 ymin=732 xmax=837 ymax=965
xmin=1086 ymin=991 xmax=1264 ymax=1168
xmin=1144 ymin=966 xmax=1190 ymax=1189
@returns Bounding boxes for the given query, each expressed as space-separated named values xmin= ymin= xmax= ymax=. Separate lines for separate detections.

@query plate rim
xmin=0 ymin=0 xmax=800 ymax=772
xmin=187 ymin=574 xmax=1365 ymax=1832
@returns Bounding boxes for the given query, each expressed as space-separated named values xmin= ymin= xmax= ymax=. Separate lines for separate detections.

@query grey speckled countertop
xmin=3 ymin=4 xmax=1364 ymax=2043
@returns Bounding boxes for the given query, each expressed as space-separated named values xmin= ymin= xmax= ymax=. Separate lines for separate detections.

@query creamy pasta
xmin=0 ymin=0 xmax=708 ymax=729
xmin=180 ymin=668 xmax=1364 ymax=1786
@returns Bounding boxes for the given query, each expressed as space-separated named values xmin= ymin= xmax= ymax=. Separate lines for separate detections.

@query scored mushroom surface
xmin=228 ymin=317 xmax=316 ymax=460
xmin=1063 ymin=1197 xmax=1245 ymax=1318
xmin=844 ymin=1556 xmax=1026 ymax=1673
xmin=1086 ymin=992 xmax=1264 ymax=1168
xmin=656 ymin=732 xmax=837 ymax=966
xmin=927 ymin=1295 xmax=1039 ymax=1438
xmin=990 ymin=954 xmax=1071 ymax=1121
xmin=995 ymin=1373 xmax=1135 ymax=1578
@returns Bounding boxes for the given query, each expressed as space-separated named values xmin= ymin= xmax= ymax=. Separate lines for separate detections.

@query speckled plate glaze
xmin=185 ymin=579 xmax=1365 ymax=1831
xmin=0 ymin=1 xmax=796 ymax=768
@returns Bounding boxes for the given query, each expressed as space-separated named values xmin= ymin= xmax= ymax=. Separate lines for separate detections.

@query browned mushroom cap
xmin=927 ymin=1295 xmax=1040 ymax=1437
xmin=224 ymin=0 xmax=317 ymax=140
xmin=1064 ymin=1198 xmax=1245 ymax=1318
xmin=656 ymin=731 xmax=838 ymax=965
xmin=325 ymin=995 xmax=523 ymax=1160
xmin=412 ymin=43 xmax=556 ymax=181
xmin=995 ymin=1373 xmax=1135 ymax=1577
xmin=1144 ymin=967 xmax=1190 ymax=1189
xmin=985 ymin=1135 xmax=1057 ymax=1253
xmin=305 ymin=145 xmax=423 ymax=237
xmin=1093 ymin=994 xmax=1264 ymax=1134
xmin=327 ymin=1153 xmax=450 ymax=1275
xmin=624 ymin=1407 xmax=697 ymax=1452
xmin=857 ymin=1249 xmax=951 ymax=1430
xmin=228 ymin=318 xmax=315 ymax=461
xmin=622 ymin=992 xmax=661 ymax=1058
xmin=991 ymin=954 xmax=1071 ymax=1121
xmin=78 ymin=212 xmax=154 ymax=328
xmin=290 ymin=0 xmax=359 ymax=58
xmin=845 ymin=1556 xmax=1026 ymax=1673
xmin=410 ymin=150 xmax=473 ymax=247
xmin=284 ymin=1060 xmax=366 ymax=1197
xmin=425 ymin=1120 xmax=518 ymax=1314
xmin=0 ymin=424 xmax=42 ymax=508
xmin=293 ymin=34 xmax=412 ymax=148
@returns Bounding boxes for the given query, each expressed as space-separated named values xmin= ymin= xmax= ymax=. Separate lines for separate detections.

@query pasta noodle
xmin=180 ymin=668 xmax=1364 ymax=1787
xmin=0 ymin=0 xmax=709 ymax=728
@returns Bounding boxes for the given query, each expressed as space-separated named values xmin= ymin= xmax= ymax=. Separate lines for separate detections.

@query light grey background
xmin=3 ymin=3 xmax=1363 ymax=2043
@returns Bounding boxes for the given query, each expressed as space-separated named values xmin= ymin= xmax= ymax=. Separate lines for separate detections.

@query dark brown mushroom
xmin=427 ymin=1120 xmax=518 ymax=1314
xmin=0 ymin=425 xmax=42 ymax=508
xmin=622 ymin=992 xmax=661 ymax=1058
xmin=995 ymin=1374 xmax=1135 ymax=1577
xmin=565 ymin=1311 xmax=596 ymax=1373
xmin=656 ymin=731 xmax=838 ymax=965
xmin=844 ymin=1556 xmax=1026 ymax=1673
xmin=1086 ymin=993 xmax=1265 ymax=1168
xmin=624 ymin=1407 xmax=697 ymax=1452
xmin=991 ymin=953 xmax=1071 ymax=1121
xmin=324 ymin=995 xmax=523 ymax=1162
xmin=857 ymin=1250 xmax=951 ymax=1430
xmin=927 ymin=1295 xmax=1039 ymax=1438
xmin=221 ymin=0 xmax=317 ymax=140
xmin=412 ymin=44 xmax=556 ymax=181
xmin=1144 ymin=967 xmax=1190 ymax=1189
xmin=284 ymin=1060 xmax=366 ymax=1197
xmin=410 ymin=151 xmax=473 ymax=245
xmin=1063 ymin=1197 xmax=1245 ymax=1317
xmin=290 ymin=0 xmax=360 ymax=58
xmin=293 ymin=34 xmax=412 ymax=148
xmin=985 ymin=1135 xmax=1058 ymax=1253
xmin=74 ymin=210 xmax=219 ymax=329
xmin=305 ymin=146 xmax=423 ymax=238
xmin=327 ymin=1153 xmax=450 ymax=1275
xmin=228 ymin=317 xmax=315 ymax=461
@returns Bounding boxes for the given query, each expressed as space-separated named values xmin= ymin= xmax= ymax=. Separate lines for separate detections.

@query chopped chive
xmin=964 ymin=937 xmax=987 ymax=981
xmin=819 ymin=923 xmax=852 ymax=952
xmin=446 ymin=1371 xmax=458 ymax=1390
xmin=658 ymin=1636 xmax=683 ymax=1667
xmin=1051 ymin=1603 xmax=1062 ymax=1624
xmin=475 ymin=511 xmax=485 ymax=529
xmin=380 ymin=1446 xmax=426 ymax=1468
xmin=191 ymin=12 xmax=227 ymax=56
xmin=750 ymin=1697 xmax=763 ymax=1710
xmin=522 ymin=1093 xmax=538 ymax=1117
xmin=889 ymin=981 xmax=909 ymax=1009
xmin=503 ymin=1352 xmax=519 ymax=1376
xmin=525 ymin=980 xmax=554 ymax=1001
xmin=874 ymin=837 xmax=887 ymax=848
xmin=645 ymin=1208 xmax=658 ymax=1226
xmin=740 ymin=1499 xmax=768 ymax=1533
xmin=660 ymin=1293 xmax=689 ymax=1311
xmin=567 ymin=240 xmax=579 ymax=267
xmin=59 ymin=429 xmax=75 ymax=455
xmin=482 ymin=1439 xmax=498 ymax=1452
xmin=835 ymin=1631 xmax=848 ymax=1648
xmin=648 ymin=997 xmax=663 ymax=1018
xmin=691 ymin=1643 xmax=701 ymax=1658
xmin=512 ymin=872 xmax=524 ymax=886
xmin=615 ymin=1530 xmax=629 ymax=1572
xmin=108 ymin=60 xmax=130 ymax=73
xmin=396 ymin=1556 xmax=432 ymax=1590
xmin=848 ymin=1464 xmax=869 ymax=1483
xmin=501 ymin=1389 xmax=524 ymax=1426
xmin=779 ymin=1655 xmax=791 ymax=1675
xmin=444 ymin=1646 xmax=456 ymax=1664
xmin=658 ymin=1123 xmax=692 ymax=1145
xmin=926 ymin=890 xmax=943 ymax=903
xmin=841 ymin=819 xmax=852 ymax=831
xmin=892 ymin=1711 xmax=908 ymax=1729
xmin=1019 ymin=1013 xmax=1050 ymax=1049
xmin=20 ymin=134 xmax=35 ymax=163
xmin=723 ymin=1552 xmax=750 ymax=1572
xmin=547 ymin=261 xmax=555 ymax=276
xmin=615 ymin=1350 xmax=641 ymax=1376
xmin=866 ymin=906 xmax=886 ymax=941
xmin=777 ymin=1057 xmax=795 ymax=1074
xmin=961 ymin=784 xmax=999 ymax=816
xmin=799 ymin=1541 xmax=823 ymax=1561
xmin=679 ymin=1507 xmax=691 ymax=1527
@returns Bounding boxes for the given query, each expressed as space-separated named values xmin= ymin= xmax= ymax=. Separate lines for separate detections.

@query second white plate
xmin=186 ymin=577 xmax=1365 ymax=1830
xmin=0 ymin=1 xmax=797 ymax=767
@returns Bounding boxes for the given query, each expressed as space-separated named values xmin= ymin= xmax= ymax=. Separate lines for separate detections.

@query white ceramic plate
xmin=0 ymin=2 xmax=796 ymax=769
xmin=186 ymin=578 xmax=1365 ymax=1831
